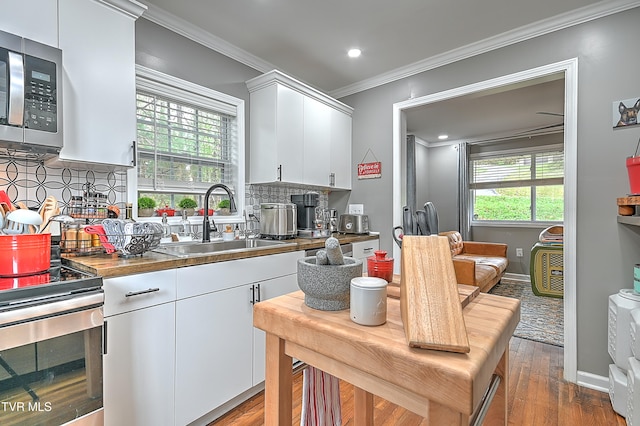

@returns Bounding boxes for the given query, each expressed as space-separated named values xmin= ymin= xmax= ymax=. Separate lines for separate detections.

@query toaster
xmin=338 ymin=214 xmax=369 ymax=234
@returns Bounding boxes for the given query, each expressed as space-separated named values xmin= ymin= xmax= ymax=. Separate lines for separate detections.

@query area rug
xmin=489 ymin=278 xmax=564 ymax=347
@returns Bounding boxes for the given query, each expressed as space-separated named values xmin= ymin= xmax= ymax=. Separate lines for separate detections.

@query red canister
xmin=367 ymin=250 xmax=394 ymax=283
xmin=0 ymin=234 xmax=51 ymax=277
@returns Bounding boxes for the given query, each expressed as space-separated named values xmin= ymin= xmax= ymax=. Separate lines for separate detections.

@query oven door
xmin=0 ymin=293 xmax=104 ymax=425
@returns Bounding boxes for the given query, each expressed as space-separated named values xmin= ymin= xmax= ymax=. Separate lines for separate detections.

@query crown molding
xmin=329 ymin=0 xmax=640 ymax=98
xmin=99 ymin=0 xmax=147 ymax=19
xmin=137 ymin=0 xmax=640 ymax=99
xmin=139 ymin=1 xmax=276 ymax=73
xmin=246 ymin=70 xmax=354 ymax=115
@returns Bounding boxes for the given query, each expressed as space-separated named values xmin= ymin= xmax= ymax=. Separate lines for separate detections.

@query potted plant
xmin=178 ymin=198 xmax=197 ymax=216
xmin=137 ymin=196 xmax=156 ymax=217
xmin=217 ymin=199 xmax=230 ymax=215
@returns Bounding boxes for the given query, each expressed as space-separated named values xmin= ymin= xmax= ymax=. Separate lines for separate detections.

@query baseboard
xmin=576 ymin=370 xmax=609 ymax=393
xmin=503 ymin=272 xmax=530 ymax=282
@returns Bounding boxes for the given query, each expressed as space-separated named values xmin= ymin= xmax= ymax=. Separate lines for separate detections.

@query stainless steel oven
xmin=0 ymin=266 xmax=104 ymax=426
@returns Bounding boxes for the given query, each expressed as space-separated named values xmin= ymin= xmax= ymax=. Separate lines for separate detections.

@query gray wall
xmin=340 ymin=7 xmax=640 ymax=377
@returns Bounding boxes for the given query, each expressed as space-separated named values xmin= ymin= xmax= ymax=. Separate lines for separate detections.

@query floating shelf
xmin=618 ymin=216 xmax=640 ymax=226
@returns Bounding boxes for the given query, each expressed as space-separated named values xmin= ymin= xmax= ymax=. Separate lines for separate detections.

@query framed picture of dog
xmin=613 ymin=96 xmax=640 ymax=128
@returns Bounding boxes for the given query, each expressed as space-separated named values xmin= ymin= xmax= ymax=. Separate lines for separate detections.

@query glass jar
xmin=63 ymin=224 xmax=79 ymax=250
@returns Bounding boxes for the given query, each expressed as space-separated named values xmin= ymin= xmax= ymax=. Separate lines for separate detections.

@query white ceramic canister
xmin=350 ymin=277 xmax=388 ymax=326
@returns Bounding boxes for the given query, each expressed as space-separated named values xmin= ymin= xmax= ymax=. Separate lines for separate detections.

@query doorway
xmin=391 ymin=58 xmax=578 ymax=383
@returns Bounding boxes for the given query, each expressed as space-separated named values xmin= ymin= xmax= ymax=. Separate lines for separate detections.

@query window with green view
xmin=470 ymin=149 xmax=564 ymax=223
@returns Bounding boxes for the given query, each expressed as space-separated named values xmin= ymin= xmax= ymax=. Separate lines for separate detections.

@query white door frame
xmin=392 ymin=58 xmax=578 ymax=383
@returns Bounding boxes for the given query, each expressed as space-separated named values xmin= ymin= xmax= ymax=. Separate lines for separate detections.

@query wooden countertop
xmin=254 ymin=289 xmax=520 ymax=421
xmin=63 ymin=234 xmax=379 ymax=278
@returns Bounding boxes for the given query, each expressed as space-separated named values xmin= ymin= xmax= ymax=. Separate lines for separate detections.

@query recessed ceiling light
xmin=347 ymin=48 xmax=361 ymax=58
xmin=438 ymin=134 xmax=449 ymax=140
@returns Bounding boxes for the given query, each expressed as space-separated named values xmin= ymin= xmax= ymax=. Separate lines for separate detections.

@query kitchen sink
xmin=153 ymin=238 xmax=297 ymax=257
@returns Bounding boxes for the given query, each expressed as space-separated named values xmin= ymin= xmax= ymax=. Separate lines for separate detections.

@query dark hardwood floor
xmin=210 ymin=337 xmax=626 ymax=425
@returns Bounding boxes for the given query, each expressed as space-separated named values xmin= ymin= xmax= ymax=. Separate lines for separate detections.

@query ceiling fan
xmin=515 ymin=111 xmax=564 ymax=135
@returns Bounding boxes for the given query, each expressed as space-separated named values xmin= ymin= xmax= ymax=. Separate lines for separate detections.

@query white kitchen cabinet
xmin=249 ymin=82 xmax=304 ymax=184
xmin=330 ymin=107 xmax=353 ymax=189
xmin=174 ymin=251 xmax=303 ymax=424
xmin=247 ymin=70 xmax=353 ymax=189
xmin=0 ymin=0 xmax=58 ymax=47
xmin=252 ymin=273 xmax=300 ymax=385
xmin=103 ymin=269 xmax=177 ymax=426
xmin=175 ymin=284 xmax=254 ymax=426
xmin=302 ymin=96 xmax=332 ymax=187
xmin=57 ymin=0 xmax=144 ymax=168
xmin=352 ymin=239 xmax=380 ymax=274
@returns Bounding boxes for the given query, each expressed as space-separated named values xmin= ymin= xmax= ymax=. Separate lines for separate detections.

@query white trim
xmin=393 ymin=58 xmax=579 ymax=383
xmin=139 ymin=1 xmax=276 ymax=74
xmin=246 ymin=70 xmax=354 ymax=115
xmin=131 ymin=65 xmax=246 ymax=222
xmin=576 ymin=370 xmax=610 ymax=394
xmin=331 ymin=0 xmax=640 ymax=98
xmin=99 ymin=0 xmax=147 ymax=19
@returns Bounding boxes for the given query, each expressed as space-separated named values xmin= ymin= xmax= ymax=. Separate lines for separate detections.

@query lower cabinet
xmin=174 ymin=251 xmax=303 ymax=425
xmin=252 ymin=273 xmax=300 ymax=385
xmin=103 ymin=270 xmax=177 ymax=426
xmin=175 ymin=284 xmax=254 ymax=425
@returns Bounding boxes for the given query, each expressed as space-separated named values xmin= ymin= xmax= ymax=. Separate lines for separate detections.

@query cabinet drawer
xmin=177 ymin=251 xmax=304 ymax=299
xmin=104 ymin=269 xmax=177 ymax=317
xmin=351 ymin=240 xmax=379 ymax=259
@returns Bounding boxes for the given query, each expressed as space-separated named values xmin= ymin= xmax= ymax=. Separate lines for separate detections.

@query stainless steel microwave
xmin=0 ymin=29 xmax=62 ymax=155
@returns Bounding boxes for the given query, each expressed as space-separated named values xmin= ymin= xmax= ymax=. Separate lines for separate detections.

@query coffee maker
xmin=291 ymin=192 xmax=329 ymax=237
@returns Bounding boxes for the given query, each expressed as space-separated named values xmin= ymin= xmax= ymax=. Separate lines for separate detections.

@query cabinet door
xmin=330 ymin=109 xmax=353 ymax=189
xmin=58 ymin=0 xmax=136 ymax=167
xmin=0 ymin=0 xmax=58 ymax=46
xmin=252 ymin=274 xmax=299 ymax=385
xmin=249 ymin=84 xmax=304 ymax=184
xmin=175 ymin=284 xmax=254 ymax=425
xmin=303 ymin=97 xmax=331 ymax=187
xmin=104 ymin=302 xmax=176 ymax=426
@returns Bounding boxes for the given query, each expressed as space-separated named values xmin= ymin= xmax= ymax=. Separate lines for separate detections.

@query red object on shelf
xmin=367 ymin=250 xmax=394 ymax=283
xmin=0 ymin=234 xmax=51 ymax=277
xmin=156 ymin=206 xmax=176 ymax=217
xmin=627 ymin=156 xmax=640 ymax=195
xmin=198 ymin=208 xmax=214 ymax=216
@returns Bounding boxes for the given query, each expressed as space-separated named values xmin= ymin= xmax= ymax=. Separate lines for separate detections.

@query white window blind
xmin=471 ymin=150 xmax=564 ymax=189
xmin=136 ymin=91 xmax=237 ymax=194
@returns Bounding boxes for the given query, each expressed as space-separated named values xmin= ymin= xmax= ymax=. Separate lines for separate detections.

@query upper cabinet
xmin=0 ymin=1 xmax=58 ymax=47
xmin=57 ymin=0 xmax=146 ymax=168
xmin=247 ymin=70 xmax=354 ymax=190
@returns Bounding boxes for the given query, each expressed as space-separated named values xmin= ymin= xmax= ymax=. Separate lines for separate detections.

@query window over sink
xmin=133 ymin=66 xmax=245 ymax=218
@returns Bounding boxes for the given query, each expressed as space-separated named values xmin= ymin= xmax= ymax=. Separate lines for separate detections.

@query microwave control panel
xmin=23 ymin=54 xmax=57 ymax=133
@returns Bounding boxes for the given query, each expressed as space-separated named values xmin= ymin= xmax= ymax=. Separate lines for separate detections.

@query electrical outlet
xmin=348 ymin=204 xmax=364 ymax=215
xmin=516 ymin=248 xmax=523 ymax=257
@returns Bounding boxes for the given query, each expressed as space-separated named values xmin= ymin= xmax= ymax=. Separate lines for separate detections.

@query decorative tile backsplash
xmin=0 ymin=155 xmax=128 ymax=212
xmin=0 ymin=154 xmax=328 ymax=219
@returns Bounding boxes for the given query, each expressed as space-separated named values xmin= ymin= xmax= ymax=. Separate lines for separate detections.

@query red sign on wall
xmin=357 ymin=161 xmax=382 ymax=179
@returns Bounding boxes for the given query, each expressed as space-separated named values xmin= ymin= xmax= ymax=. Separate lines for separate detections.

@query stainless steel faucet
xmin=202 ymin=183 xmax=237 ymax=242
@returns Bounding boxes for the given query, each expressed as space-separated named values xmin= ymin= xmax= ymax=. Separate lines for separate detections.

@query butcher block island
xmin=253 ymin=287 xmax=520 ymax=425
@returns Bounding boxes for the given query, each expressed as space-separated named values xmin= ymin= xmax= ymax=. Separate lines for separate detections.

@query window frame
xmin=469 ymin=144 xmax=564 ymax=227
xmin=130 ymin=66 xmax=245 ymax=222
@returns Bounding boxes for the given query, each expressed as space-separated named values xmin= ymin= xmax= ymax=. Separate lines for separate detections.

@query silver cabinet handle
xmin=125 ymin=288 xmax=160 ymax=297
xmin=277 ymin=165 xmax=282 ymax=181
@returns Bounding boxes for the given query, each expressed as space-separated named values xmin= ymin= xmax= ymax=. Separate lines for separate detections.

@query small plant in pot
xmin=137 ymin=196 xmax=156 ymax=217
xmin=217 ymin=199 xmax=230 ymax=215
xmin=178 ymin=198 xmax=197 ymax=216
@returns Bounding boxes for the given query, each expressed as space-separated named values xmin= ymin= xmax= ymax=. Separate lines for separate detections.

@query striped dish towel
xmin=300 ymin=366 xmax=342 ymax=426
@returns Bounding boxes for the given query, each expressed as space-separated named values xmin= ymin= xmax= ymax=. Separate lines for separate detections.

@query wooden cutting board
xmin=400 ymin=235 xmax=470 ymax=353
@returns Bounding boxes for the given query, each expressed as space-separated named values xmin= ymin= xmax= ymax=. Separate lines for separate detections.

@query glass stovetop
xmin=0 ymin=263 xmax=103 ymax=311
